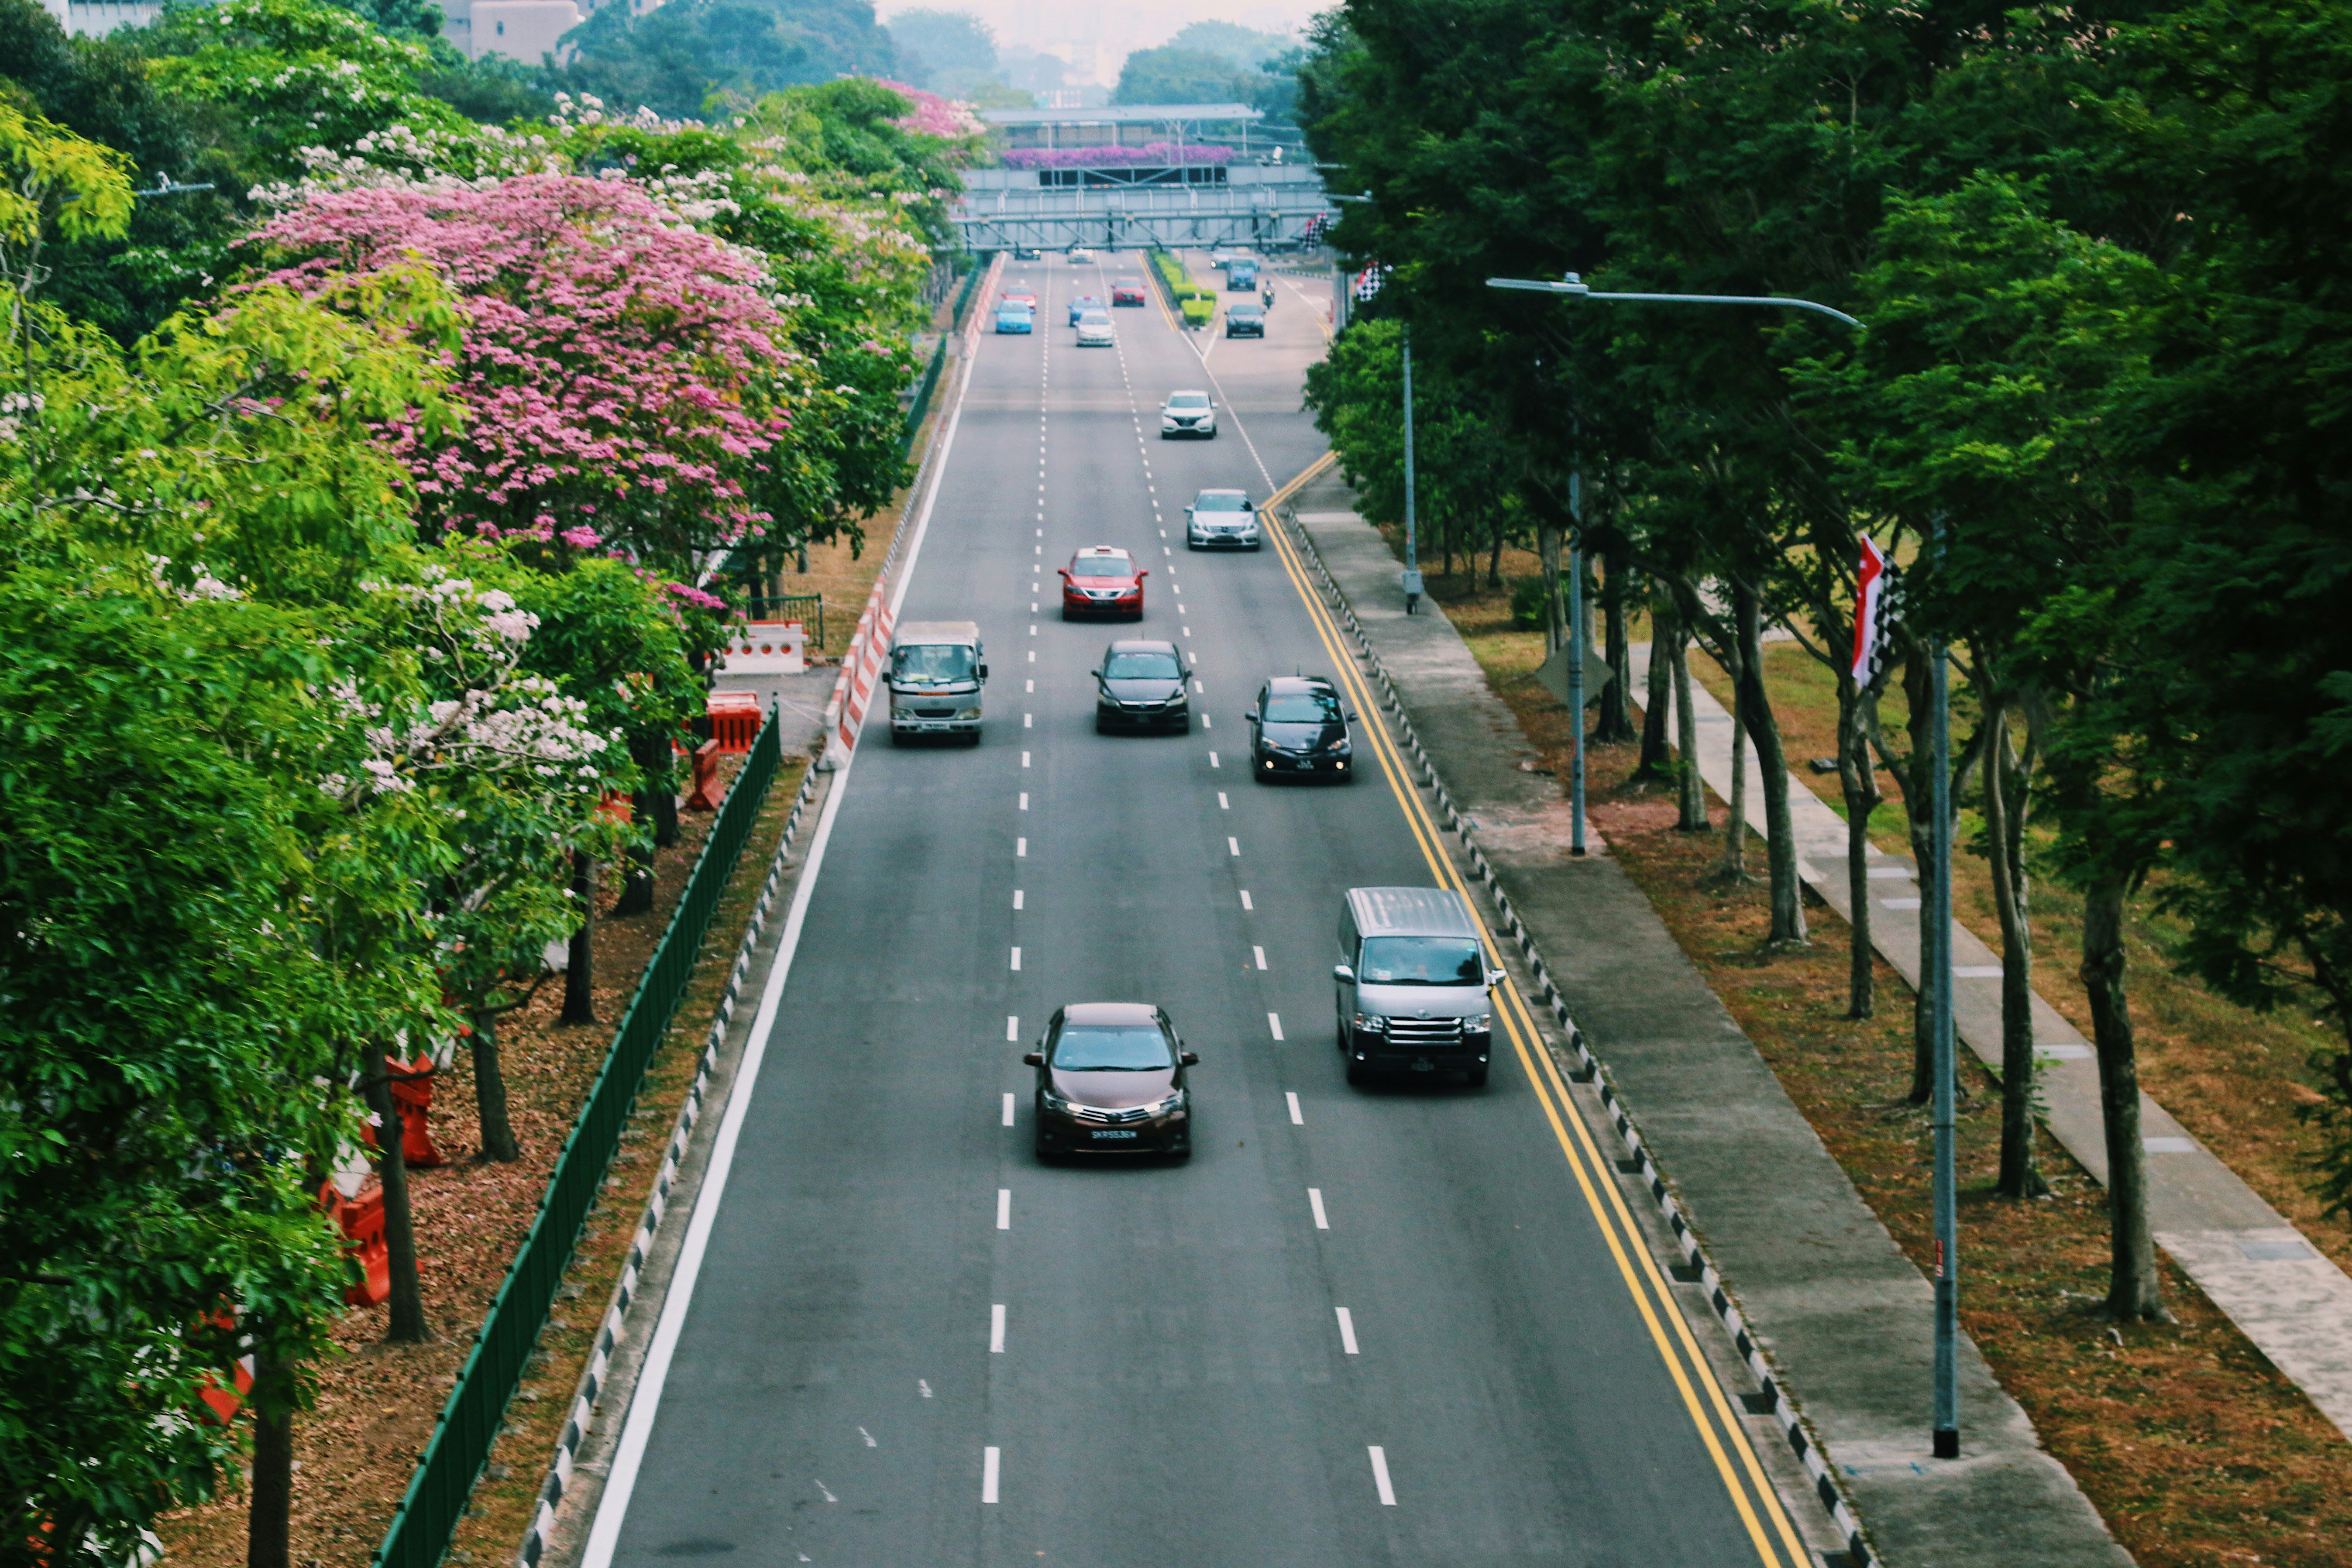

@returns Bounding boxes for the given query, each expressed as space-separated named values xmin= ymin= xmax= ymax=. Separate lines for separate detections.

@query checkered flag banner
xmin=1352 ymin=264 xmax=1389 ymax=302
xmin=1850 ymin=536 xmax=1900 ymax=686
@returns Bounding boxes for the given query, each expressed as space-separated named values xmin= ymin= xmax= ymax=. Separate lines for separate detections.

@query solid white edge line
xmin=579 ymin=272 xmax=979 ymax=1568
xmin=1368 ymin=1446 xmax=1396 ymax=1505
xmin=579 ymin=739 xmax=858 ymax=1568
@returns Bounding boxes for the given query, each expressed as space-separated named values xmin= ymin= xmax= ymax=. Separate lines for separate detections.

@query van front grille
xmin=1385 ymin=1017 xmax=1465 ymax=1047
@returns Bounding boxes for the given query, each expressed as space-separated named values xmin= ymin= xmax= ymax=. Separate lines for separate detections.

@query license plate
xmin=1090 ymin=1129 xmax=1139 ymax=1140
xmin=1410 ymin=1059 xmax=1436 ymax=1072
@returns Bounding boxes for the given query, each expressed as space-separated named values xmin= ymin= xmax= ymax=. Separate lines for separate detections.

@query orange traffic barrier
xmin=360 ymin=1054 xmax=444 ymax=1167
xmin=684 ymin=739 xmax=724 ymax=812
xmin=708 ymin=691 xmax=763 ymax=753
xmin=319 ymin=1180 xmax=391 ymax=1308
xmin=193 ymin=1308 xmax=255 ymax=1425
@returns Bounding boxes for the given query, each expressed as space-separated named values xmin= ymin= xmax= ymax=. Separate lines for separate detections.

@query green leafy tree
xmin=550 ymin=0 xmax=903 ymax=121
xmin=884 ymin=6 xmax=995 ymax=92
xmin=1113 ymin=46 xmax=1251 ymax=105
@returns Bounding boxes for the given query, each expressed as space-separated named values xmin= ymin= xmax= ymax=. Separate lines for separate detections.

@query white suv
xmin=1160 ymin=390 xmax=1216 ymax=439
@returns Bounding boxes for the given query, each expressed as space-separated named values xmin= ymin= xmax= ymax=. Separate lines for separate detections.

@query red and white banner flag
xmin=1851 ymin=536 xmax=1897 ymax=686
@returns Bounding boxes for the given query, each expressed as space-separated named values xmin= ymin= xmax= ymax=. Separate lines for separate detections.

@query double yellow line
xmin=1261 ymin=486 xmax=1813 ymax=1568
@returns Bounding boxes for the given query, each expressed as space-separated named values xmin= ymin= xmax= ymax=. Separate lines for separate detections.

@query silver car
xmin=1075 ymin=309 xmax=1115 ymax=346
xmin=1185 ymin=488 xmax=1259 ymax=549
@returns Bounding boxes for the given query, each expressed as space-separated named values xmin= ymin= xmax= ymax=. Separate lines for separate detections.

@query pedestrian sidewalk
xmin=1628 ymin=643 xmax=2352 ymax=1445
xmin=1286 ymin=487 xmax=2135 ymax=1568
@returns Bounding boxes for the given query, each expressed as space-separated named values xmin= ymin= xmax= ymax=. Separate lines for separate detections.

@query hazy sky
xmin=882 ymin=0 xmax=1323 ymax=87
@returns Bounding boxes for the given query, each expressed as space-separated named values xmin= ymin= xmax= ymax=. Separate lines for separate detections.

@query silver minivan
xmin=1332 ymin=886 xmax=1506 ymax=1086
xmin=887 ymin=620 xmax=987 ymax=743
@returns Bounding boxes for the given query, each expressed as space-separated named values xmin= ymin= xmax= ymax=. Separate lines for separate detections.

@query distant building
xmin=36 ymin=0 xmax=163 ymax=37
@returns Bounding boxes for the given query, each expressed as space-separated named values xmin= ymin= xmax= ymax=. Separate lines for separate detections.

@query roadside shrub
xmin=1181 ymin=296 xmax=1215 ymax=327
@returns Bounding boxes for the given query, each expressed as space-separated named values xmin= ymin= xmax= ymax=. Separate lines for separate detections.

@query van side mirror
xmin=1022 ymin=1050 xmax=1044 ymax=1067
xmin=1179 ymin=1050 xmax=1199 ymax=1067
xmin=1332 ymin=964 xmax=1355 ymax=984
xmin=1486 ymin=969 xmax=1507 ymax=989
xmin=978 ymin=663 xmax=989 ymax=680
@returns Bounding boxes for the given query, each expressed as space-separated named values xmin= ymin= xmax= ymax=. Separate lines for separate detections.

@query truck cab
xmin=1332 ymin=886 xmax=1507 ymax=1086
xmin=887 ymin=621 xmax=987 ymax=744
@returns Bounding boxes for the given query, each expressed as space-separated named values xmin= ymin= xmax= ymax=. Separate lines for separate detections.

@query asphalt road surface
xmin=585 ymin=255 xmax=1814 ymax=1567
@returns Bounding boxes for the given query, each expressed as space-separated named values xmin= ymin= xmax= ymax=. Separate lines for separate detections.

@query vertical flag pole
xmin=1567 ymin=459 xmax=1586 ymax=857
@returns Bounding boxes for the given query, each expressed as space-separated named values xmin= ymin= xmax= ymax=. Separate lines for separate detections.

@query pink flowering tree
xmin=251 ymin=174 xmax=797 ymax=574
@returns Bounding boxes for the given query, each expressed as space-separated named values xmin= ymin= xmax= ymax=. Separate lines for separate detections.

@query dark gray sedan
xmin=1094 ymin=640 xmax=1191 ymax=733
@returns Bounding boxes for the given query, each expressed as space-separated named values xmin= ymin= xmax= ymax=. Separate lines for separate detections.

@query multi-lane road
xmin=583 ymin=255 xmax=1822 ymax=1566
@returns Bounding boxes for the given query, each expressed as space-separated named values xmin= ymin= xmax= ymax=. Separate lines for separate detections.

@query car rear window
xmin=1053 ymin=1025 xmax=1173 ymax=1071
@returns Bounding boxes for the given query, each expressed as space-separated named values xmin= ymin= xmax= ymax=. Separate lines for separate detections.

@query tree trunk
xmin=561 ymin=851 xmax=597 ymax=1026
xmin=1836 ymin=676 xmax=1882 ymax=1020
xmin=1595 ymin=546 xmax=1636 ymax=744
xmin=1904 ymin=649 xmax=1939 ymax=1105
xmin=613 ymin=803 xmax=655 ymax=918
xmin=1983 ymin=697 xmax=2047 ymax=1199
xmin=1487 ymin=514 xmax=1505 ymax=591
xmin=1732 ymin=579 xmax=1806 ymax=946
xmin=471 ymin=1011 xmax=521 ymax=1163
xmin=1635 ymin=588 xmax=1674 ymax=781
xmin=245 ymin=1348 xmax=296 ymax=1568
xmin=1718 ymin=634 xmax=1749 ymax=879
xmin=1672 ymin=622 xmax=1709 ymax=833
xmin=2082 ymin=877 xmax=2165 ymax=1320
xmin=652 ymin=769 xmax=680 ymax=849
xmin=364 ymin=1069 xmax=429 ymax=1343
xmin=1536 ymin=516 xmax=1566 ymax=655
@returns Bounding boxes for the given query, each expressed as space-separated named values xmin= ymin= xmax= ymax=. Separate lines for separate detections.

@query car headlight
xmin=1351 ymin=1012 xmax=1387 ymax=1034
xmin=1466 ymin=1014 xmax=1492 ymax=1033
xmin=891 ymin=707 xmax=913 ymax=720
xmin=1331 ymin=738 xmax=1351 ymax=754
xmin=1041 ymin=1088 xmax=1076 ymax=1115
xmin=1151 ymin=1089 xmax=1187 ymax=1119
xmin=957 ymin=707 xmax=982 ymax=720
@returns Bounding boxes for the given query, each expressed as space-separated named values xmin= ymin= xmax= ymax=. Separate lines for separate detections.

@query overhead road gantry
xmin=959 ymin=103 xmax=1328 ymax=253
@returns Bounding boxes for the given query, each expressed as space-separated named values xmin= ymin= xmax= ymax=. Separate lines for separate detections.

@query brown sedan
xmin=1024 ymin=1002 xmax=1197 ymax=1161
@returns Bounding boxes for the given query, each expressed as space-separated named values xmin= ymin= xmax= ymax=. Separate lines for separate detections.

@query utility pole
xmin=1928 ymin=520 xmax=1960 ymax=1458
xmin=1567 ymin=463 xmax=1586 ymax=856
xmin=1401 ymin=327 xmax=1421 ymax=614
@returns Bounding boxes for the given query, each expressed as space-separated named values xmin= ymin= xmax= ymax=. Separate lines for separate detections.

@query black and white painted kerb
xmin=1277 ymin=507 xmax=1878 ymax=1568
xmin=513 ymin=755 xmax=826 ymax=1568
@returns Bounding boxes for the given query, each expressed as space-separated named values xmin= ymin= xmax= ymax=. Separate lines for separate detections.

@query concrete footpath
xmin=1628 ymin=644 xmax=2352 ymax=1446
xmin=1285 ymin=478 xmax=2135 ymax=1568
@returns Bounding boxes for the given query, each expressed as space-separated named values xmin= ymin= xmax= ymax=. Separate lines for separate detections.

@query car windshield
xmin=1070 ymin=556 xmax=1131 ymax=579
xmin=1358 ymin=937 xmax=1485 ymax=986
xmin=1168 ymin=393 xmax=1211 ymax=409
xmin=1104 ymin=651 xmax=1181 ymax=679
xmin=1053 ymin=1024 xmax=1173 ymax=1071
xmin=891 ymin=643 xmax=974 ymax=684
xmin=1115 ymin=277 xmax=1142 ymax=287
xmin=1194 ymin=492 xmax=1246 ymax=511
xmin=1262 ymin=689 xmax=1340 ymax=723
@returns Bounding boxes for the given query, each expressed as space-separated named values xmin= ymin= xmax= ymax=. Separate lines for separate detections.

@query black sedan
xmin=1225 ymin=303 xmax=1266 ymax=337
xmin=1026 ymin=1003 xmax=1197 ymax=1161
xmin=1246 ymin=675 xmax=1356 ymax=782
xmin=1095 ymin=641 xmax=1191 ymax=732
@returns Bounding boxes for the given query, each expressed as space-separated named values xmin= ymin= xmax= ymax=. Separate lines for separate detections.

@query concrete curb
xmin=513 ymin=756 xmax=824 ymax=1568
xmin=1278 ymin=507 xmax=1877 ymax=1568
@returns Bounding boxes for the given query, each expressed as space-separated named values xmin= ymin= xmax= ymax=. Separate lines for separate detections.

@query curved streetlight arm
xmin=1486 ymin=273 xmax=1860 ymax=328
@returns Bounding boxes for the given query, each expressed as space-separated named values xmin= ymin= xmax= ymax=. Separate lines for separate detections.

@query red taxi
xmin=1059 ymin=548 xmax=1147 ymax=621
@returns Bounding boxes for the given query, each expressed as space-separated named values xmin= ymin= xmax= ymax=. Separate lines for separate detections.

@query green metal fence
xmin=371 ymin=708 xmax=785 ymax=1568
xmin=744 ymin=592 xmax=824 ymax=649
xmin=895 ymin=262 xmax=987 ymax=457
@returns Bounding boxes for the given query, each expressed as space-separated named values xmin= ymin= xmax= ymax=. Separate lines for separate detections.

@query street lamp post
xmin=1486 ymin=270 xmax=1957 ymax=1462
xmin=1402 ymin=328 xmax=1422 ymax=614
